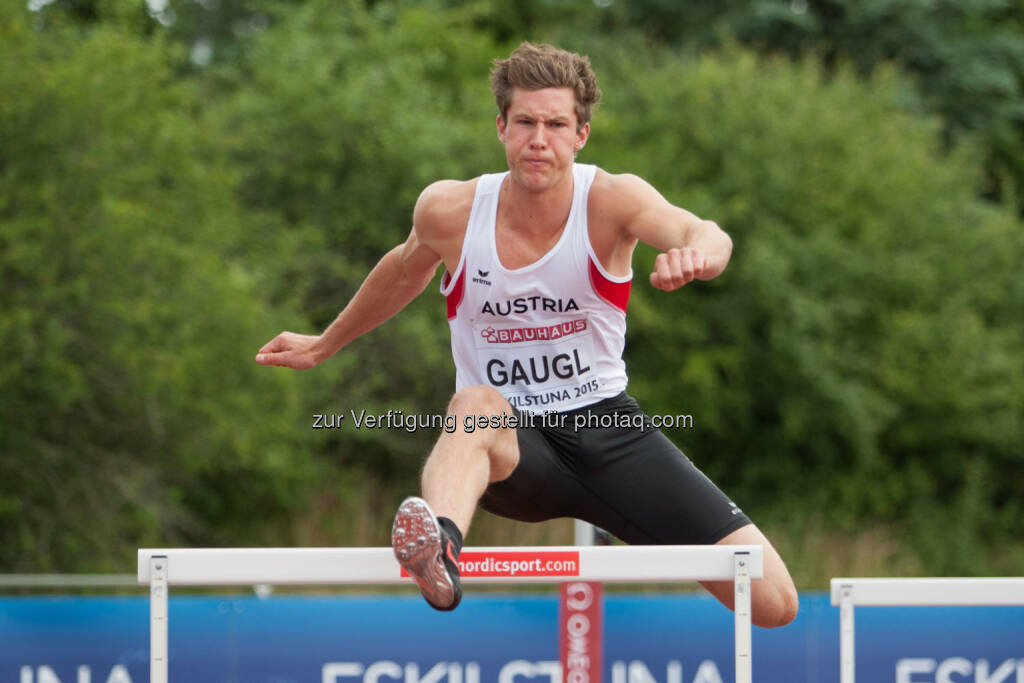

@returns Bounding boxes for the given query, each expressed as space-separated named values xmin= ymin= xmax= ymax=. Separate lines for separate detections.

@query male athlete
xmin=256 ymin=43 xmax=798 ymax=627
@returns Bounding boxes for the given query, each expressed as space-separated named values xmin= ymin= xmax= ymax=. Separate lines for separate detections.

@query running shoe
xmin=391 ymin=496 xmax=462 ymax=611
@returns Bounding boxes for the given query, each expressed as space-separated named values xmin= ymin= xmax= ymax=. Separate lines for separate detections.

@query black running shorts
xmin=479 ymin=392 xmax=752 ymax=545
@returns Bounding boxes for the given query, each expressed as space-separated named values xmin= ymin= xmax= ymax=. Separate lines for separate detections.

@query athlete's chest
xmin=494 ymin=223 xmax=567 ymax=270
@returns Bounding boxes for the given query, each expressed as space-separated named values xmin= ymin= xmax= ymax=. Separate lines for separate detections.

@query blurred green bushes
xmin=593 ymin=49 xmax=1024 ymax=575
xmin=0 ymin=7 xmax=319 ymax=569
xmin=2 ymin=0 xmax=1022 ymax=578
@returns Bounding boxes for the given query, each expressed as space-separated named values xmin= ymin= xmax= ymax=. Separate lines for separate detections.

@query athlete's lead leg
xmin=420 ymin=385 xmax=520 ymax=534
xmin=392 ymin=385 xmax=520 ymax=610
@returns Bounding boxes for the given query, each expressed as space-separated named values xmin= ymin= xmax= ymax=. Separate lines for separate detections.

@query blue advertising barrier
xmin=1 ymin=593 xmax=1021 ymax=683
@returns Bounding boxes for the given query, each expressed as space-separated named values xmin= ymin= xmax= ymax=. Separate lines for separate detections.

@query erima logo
xmin=472 ymin=268 xmax=492 ymax=286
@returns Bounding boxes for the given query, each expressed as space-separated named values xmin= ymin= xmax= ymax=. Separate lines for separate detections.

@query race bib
xmin=473 ymin=317 xmax=602 ymax=410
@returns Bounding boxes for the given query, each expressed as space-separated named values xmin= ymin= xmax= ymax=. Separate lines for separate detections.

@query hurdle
xmin=830 ymin=577 xmax=1024 ymax=683
xmin=139 ymin=544 xmax=762 ymax=683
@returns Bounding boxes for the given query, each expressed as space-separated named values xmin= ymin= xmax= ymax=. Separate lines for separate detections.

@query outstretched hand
xmin=649 ymin=247 xmax=709 ymax=292
xmin=255 ymin=331 xmax=324 ymax=370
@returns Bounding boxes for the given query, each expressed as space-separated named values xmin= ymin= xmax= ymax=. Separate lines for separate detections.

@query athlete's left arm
xmin=611 ymin=174 xmax=733 ymax=292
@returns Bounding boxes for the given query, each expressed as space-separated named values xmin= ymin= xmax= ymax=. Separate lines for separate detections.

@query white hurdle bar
xmin=140 ymin=545 xmax=762 ymax=683
xmin=831 ymin=577 xmax=1024 ymax=683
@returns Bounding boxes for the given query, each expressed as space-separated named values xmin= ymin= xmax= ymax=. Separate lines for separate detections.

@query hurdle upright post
xmin=837 ymin=585 xmax=854 ymax=683
xmin=733 ymin=552 xmax=752 ymax=683
xmin=149 ymin=555 xmax=168 ymax=683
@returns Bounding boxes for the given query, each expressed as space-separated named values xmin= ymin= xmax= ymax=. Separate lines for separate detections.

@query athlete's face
xmin=497 ymin=87 xmax=589 ymax=193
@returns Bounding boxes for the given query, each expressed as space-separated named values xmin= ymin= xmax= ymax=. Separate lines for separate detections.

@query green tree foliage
xmin=33 ymin=0 xmax=1024 ymax=211
xmin=617 ymin=0 xmax=1024 ymax=210
xmin=204 ymin=0 xmax=503 ymax=479
xmin=439 ymin=0 xmax=1024 ymax=212
xmin=26 ymin=0 xmax=285 ymax=66
xmin=0 ymin=6 xmax=318 ymax=571
xmin=589 ymin=48 xmax=1024 ymax=573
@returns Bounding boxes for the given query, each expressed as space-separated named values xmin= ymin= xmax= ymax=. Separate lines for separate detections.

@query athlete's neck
xmin=498 ymin=168 xmax=575 ymax=240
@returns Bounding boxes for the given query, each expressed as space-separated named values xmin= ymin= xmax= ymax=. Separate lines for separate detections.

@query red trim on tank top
xmin=443 ymin=268 xmax=466 ymax=320
xmin=588 ymin=257 xmax=630 ymax=313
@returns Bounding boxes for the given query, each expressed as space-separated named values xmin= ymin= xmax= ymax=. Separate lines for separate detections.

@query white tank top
xmin=440 ymin=163 xmax=632 ymax=414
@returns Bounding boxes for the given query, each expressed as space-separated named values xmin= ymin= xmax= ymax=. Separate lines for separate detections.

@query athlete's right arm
xmin=255 ymin=182 xmax=466 ymax=369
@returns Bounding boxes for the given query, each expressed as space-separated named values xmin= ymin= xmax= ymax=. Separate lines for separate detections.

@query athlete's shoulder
xmin=590 ymin=168 xmax=655 ymax=202
xmin=588 ymin=168 xmax=658 ymax=227
xmin=413 ymin=178 xmax=479 ymax=238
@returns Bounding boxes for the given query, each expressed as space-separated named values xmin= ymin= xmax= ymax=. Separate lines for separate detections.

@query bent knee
xmin=755 ymin=585 xmax=799 ymax=628
xmin=448 ymin=385 xmax=512 ymax=417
